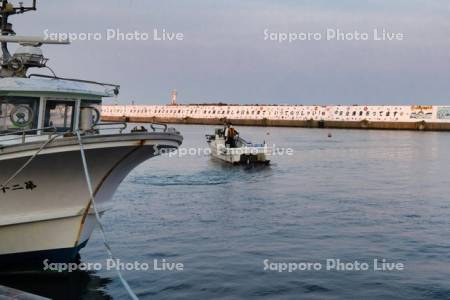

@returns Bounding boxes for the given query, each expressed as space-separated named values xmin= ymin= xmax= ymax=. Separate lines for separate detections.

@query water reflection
xmin=0 ymin=270 xmax=112 ymax=300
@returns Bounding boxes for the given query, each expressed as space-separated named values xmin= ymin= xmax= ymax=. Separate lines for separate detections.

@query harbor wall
xmin=101 ymin=104 xmax=450 ymax=131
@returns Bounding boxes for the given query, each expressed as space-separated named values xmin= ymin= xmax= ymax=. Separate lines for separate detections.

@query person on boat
xmin=225 ymin=123 xmax=238 ymax=148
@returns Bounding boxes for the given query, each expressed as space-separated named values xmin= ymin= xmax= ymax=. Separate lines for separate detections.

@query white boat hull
xmin=0 ymin=132 xmax=182 ymax=268
xmin=207 ymin=136 xmax=270 ymax=165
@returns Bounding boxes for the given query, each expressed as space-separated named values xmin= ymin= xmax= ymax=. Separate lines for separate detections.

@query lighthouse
xmin=170 ymin=89 xmax=178 ymax=106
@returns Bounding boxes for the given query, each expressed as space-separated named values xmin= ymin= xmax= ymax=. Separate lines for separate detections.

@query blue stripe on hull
xmin=0 ymin=240 xmax=88 ymax=271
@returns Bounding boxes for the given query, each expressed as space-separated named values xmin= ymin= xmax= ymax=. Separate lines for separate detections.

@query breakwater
xmin=101 ymin=104 xmax=450 ymax=131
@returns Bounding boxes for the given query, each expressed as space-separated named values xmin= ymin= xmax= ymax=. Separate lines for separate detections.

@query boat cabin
xmin=0 ymin=77 xmax=116 ymax=135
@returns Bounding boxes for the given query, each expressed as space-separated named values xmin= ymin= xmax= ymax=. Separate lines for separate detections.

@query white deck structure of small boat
xmin=206 ymin=129 xmax=270 ymax=165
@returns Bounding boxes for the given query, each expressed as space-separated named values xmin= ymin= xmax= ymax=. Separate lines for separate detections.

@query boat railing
xmin=238 ymin=136 xmax=252 ymax=145
xmin=94 ymin=121 xmax=176 ymax=134
xmin=150 ymin=123 xmax=168 ymax=132
xmin=28 ymin=73 xmax=120 ymax=95
xmin=0 ymin=122 xmax=126 ymax=144
xmin=237 ymin=136 xmax=267 ymax=148
xmin=0 ymin=121 xmax=173 ymax=145
xmin=93 ymin=122 xmax=128 ymax=133
xmin=0 ymin=126 xmax=57 ymax=144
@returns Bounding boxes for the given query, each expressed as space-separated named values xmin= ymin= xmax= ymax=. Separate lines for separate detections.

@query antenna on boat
xmin=0 ymin=0 xmax=69 ymax=77
xmin=1 ymin=0 xmax=36 ymax=59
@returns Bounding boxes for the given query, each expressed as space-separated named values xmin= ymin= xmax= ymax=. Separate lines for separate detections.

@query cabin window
xmin=44 ymin=100 xmax=76 ymax=132
xmin=0 ymin=96 xmax=39 ymax=133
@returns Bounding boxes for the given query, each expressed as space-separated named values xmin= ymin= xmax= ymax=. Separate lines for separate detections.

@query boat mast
xmin=0 ymin=0 xmax=36 ymax=68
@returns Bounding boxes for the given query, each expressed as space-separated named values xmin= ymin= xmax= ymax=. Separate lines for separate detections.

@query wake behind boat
xmin=206 ymin=124 xmax=270 ymax=165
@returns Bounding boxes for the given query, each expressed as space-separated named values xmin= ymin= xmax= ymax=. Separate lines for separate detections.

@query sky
xmin=9 ymin=0 xmax=450 ymax=105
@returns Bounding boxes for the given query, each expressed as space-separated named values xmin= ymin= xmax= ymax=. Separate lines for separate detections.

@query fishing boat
xmin=0 ymin=1 xmax=183 ymax=268
xmin=206 ymin=128 xmax=270 ymax=165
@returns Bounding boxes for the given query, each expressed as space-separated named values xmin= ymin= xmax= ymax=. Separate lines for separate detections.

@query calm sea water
xmin=2 ymin=125 xmax=450 ymax=299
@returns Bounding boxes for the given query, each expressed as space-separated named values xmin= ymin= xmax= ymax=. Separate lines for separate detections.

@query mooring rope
xmin=75 ymin=130 xmax=139 ymax=300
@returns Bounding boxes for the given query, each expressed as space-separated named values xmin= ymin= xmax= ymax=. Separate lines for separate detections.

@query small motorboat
xmin=206 ymin=128 xmax=270 ymax=165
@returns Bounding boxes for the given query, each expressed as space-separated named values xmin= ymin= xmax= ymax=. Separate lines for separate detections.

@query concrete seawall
xmin=101 ymin=116 xmax=450 ymax=131
xmin=101 ymin=104 xmax=450 ymax=131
